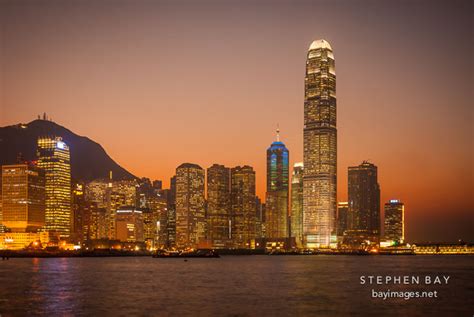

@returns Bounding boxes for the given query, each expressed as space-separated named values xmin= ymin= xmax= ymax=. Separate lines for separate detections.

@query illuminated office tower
xmin=265 ymin=128 xmax=289 ymax=239
xmin=175 ymin=163 xmax=205 ymax=249
xmin=106 ymin=179 xmax=137 ymax=239
xmin=85 ymin=177 xmax=135 ymax=239
xmin=290 ymin=163 xmax=304 ymax=247
xmin=84 ymin=179 xmax=110 ymax=240
xmin=231 ymin=166 xmax=256 ymax=248
xmin=115 ymin=207 xmax=144 ymax=242
xmin=80 ymin=202 xmax=106 ymax=241
xmin=1 ymin=163 xmax=45 ymax=232
xmin=303 ymin=39 xmax=337 ymax=248
xmin=207 ymin=164 xmax=231 ymax=248
xmin=142 ymin=208 xmax=157 ymax=249
xmin=37 ymin=137 xmax=72 ymax=238
xmin=336 ymin=202 xmax=348 ymax=238
xmin=348 ymin=161 xmax=381 ymax=240
xmin=255 ymin=196 xmax=264 ymax=240
xmin=384 ymin=200 xmax=405 ymax=244
xmin=166 ymin=176 xmax=177 ymax=248
xmin=148 ymin=189 xmax=170 ymax=248
xmin=71 ymin=183 xmax=85 ymax=242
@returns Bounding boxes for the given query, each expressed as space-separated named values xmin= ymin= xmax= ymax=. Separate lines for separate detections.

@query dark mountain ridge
xmin=0 ymin=119 xmax=136 ymax=181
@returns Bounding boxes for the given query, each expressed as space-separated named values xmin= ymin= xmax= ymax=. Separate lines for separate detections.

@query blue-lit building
xmin=265 ymin=128 xmax=289 ymax=239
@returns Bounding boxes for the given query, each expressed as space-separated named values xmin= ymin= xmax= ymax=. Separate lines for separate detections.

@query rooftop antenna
xmin=276 ymin=123 xmax=280 ymax=142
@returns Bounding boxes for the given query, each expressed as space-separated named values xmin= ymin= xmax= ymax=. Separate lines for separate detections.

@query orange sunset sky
xmin=1 ymin=0 xmax=472 ymax=242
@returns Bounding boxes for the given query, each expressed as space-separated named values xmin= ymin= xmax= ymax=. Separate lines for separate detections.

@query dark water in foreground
xmin=0 ymin=255 xmax=473 ymax=316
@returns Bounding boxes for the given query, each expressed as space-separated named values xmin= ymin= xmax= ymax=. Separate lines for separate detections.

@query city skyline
xmin=1 ymin=0 xmax=472 ymax=242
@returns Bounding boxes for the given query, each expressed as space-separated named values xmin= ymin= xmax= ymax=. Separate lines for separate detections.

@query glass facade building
xmin=175 ymin=163 xmax=205 ymax=249
xmin=106 ymin=180 xmax=137 ymax=239
xmin=347 ymin=161 xmax=381 ymax=240
xmin=207 ymin=164 xmax=231 ymax=248
xmin=290 ymin=163 xmax=304 ymax=247
xmin=336 ymin=201 xmax=349 ymax=238
xmin=384 ymin=200 xmax=404 ymax=243
xmin=231 ymin=165 xmax=256 ymax=248
xmin=303 ymin=39 xmax=337 ymax=248
xmin=265 ymin=130 xmax=289 ymax=239
xmin=37 ymin=137 xmax=72 ymax=238
xmin=1 ymin=163 xmax=45 ymax=232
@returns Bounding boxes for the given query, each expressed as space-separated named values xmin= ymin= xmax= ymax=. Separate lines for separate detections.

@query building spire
xmin=276 ymin=123 xmax=280 ymax=142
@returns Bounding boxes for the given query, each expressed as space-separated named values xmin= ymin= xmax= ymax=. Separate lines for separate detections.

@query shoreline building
xmin=231 ymin=166 xmax=256 ymax=248
xmin=166 ymin=176 xmax=177 ymax=248
xmin=1 ymin=163 xmax=45 ymax=232
xmin=265 ymin=128 xmax=289 ymax=240
xmin=290 ymin=163 xmax=304 ymax=247
xmin=207 ymin=164 xmax=231 ymax=249
xmin=115 ymin=207 xmax=144 ymax=243
xmin=147 ymin=190 xmax=169 ymax=249
xmin=303 ymin=39 xmax=337 ymax=248
xmin=384 ymin=200 xmax=405 ymax=244
xmin=346 ymin=161 xmax=381 ymax=246
xmin=37 ymin=137 xmax=72 ymax=239
xmin=106 ymin=179 xmax=137 ymax=239
xmin=175 ymin=163 xmax=206 ymax=249
xmin=336 ymin=202 xmax=349 ymax=241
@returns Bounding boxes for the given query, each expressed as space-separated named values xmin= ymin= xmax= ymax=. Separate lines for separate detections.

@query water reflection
xmin=0 ymin=256 xmax=472 ymax=315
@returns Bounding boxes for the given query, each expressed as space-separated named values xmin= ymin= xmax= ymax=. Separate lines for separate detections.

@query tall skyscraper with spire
xmin=303 ymin=39 xmax=337 ymax=248
xmin=265 ymin=126 xmax=289 ymax=239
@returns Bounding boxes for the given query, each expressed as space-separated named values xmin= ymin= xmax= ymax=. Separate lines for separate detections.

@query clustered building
xmin=0 ymin=39 xmax=406 ymax=251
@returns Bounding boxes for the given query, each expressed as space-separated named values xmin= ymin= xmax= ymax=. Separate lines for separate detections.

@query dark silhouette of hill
xmin=0 ymin=119 xmax=136 ymax=181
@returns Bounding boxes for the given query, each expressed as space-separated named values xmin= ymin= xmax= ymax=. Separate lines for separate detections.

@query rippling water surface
xmin=0 ymin=255 xmax=473 ymax=316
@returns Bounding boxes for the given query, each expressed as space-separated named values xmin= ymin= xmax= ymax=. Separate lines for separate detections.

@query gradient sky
xmin=1 ymin=0 xmax=472 ymax=242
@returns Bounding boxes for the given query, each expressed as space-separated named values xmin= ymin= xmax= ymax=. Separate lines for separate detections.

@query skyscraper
xmin=80 ymin=202 xmax=106 ymax=241
xmin=336 ymin=201 xmax=349 ymax=238
xmin=175 ymin=163 xmax=206 ymax=249
xmin=166 ymin=175 xmax=177 ymax=248
xmin=71 ymin=182 xmax=86 ymax=242
xmin=37 ymin=137 xmax=72 ymax=238
xmin=290 ymin=163 xmax=304 ymax=247
xmin=384 ymin=200 xmax=405 ymax=244
xmin=303 ymin=39 xmax=337 ymax=248
xmin=106 ymin=179 xmax=137 ymax=239
xmin=1 ymin=163 xmax=45 ymax=232
xmin=255 ymin=196 xmax=264 ymax=240
xmin=231 ymin=166 xmax=256 ymax=248
xmin=147 ymin=190 xmax=169 ymax=249
xmin=265 ymin=128 xmax=289 ymax=240
xmin=207 ymin=164 xmax=231 ymax=248
xmin=347 ymin=161 xmax=381 ymax=241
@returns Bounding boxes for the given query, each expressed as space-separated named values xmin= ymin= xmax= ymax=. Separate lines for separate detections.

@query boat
xmin=152 ymin=249 xmax=220 ymax=258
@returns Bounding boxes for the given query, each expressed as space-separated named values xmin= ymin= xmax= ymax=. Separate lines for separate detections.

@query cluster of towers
xmin=0 ymin=39 xmax=405 ymax=251
xmin=0 ymin=136 xmax=72 ymax=248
